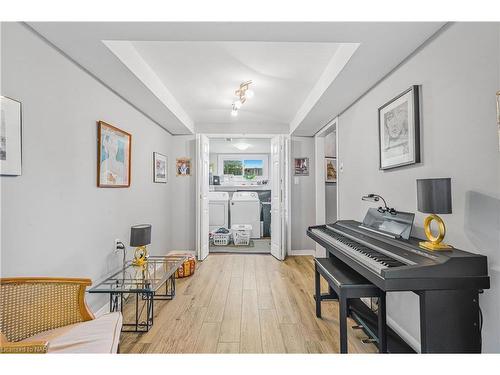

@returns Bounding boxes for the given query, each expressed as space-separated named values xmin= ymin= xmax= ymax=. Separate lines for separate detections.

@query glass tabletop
xmin=88 ymin=254 xmax=188 ymax=294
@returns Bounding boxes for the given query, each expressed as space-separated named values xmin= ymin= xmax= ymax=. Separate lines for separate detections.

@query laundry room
xmin=208 ymin=137 xmax=272 ymax=253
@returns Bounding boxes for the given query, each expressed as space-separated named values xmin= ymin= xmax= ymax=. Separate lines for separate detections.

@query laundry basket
xmin=213 ymin=232 xmax=231 ymax=246
xmin=231 ymin=224 xmax=252 ymax=246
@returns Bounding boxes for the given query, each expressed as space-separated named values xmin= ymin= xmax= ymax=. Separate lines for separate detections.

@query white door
xmin=196 ymin=134 xmax=210 ymax=261
xmin=270 ymin=135 xmax=287 ymax=260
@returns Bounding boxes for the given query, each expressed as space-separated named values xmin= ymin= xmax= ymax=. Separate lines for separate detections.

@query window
xmin=218 ymin=154 xmax=269 ymax=180
xmin=243 ymin=160 xmax=263 ymax=177
xmin=223 ymin=160 xmax=243 ymax=175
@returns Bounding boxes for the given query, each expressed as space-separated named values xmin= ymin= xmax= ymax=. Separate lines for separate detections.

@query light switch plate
xmin=294 ymin=177 xmax=299 ymax=185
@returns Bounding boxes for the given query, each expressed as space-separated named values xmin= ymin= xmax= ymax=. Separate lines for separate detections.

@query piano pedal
xmin=361 ymin=338 xmax=377 ymax=344
xmin=352 ymin=325 xmax=364 ymax=330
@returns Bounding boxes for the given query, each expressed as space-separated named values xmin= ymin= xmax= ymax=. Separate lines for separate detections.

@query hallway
xmin=119 ymin=254 xmax=377 ymax=353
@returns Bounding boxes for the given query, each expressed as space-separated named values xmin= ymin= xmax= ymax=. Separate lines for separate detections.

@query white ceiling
xmin=27 ymin=22 xmax=446 ymax=136
xmin=130 ymin=41 xmax=340 ymax=127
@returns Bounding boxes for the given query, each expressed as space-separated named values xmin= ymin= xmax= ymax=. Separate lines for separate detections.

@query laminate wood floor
xmin=119 ymin=254 xmax=377 ymax=354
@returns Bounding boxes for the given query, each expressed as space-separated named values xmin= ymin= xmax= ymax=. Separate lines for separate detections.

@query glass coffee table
xmin=89 ymin=254 xmax=187 ymax=332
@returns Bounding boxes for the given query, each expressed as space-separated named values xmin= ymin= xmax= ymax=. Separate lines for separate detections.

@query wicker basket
xmin=175 ymin=255 xmax=196 ymax=278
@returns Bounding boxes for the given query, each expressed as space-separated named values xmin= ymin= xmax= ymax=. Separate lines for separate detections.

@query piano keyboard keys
xmin=311 ymin=227 xmax=405 ymax=274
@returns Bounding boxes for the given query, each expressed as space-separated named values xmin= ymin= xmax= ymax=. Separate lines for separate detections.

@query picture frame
xmin=97 ymin=120 xmax=131 ymax=187
xmin=378 ymin=85 xmax=420 ymax=170
xmin=0 ymin=96 xmax=22 ymax=176
xmin=294 ymin=157 xmax=309 ymax=176
xmin=496 ymin=90 xmax=500 ymax=151
xmin=153 ymin=152 xmax=167 ymax=183
xmin=325 ymin=157 xmax=337 ymax=183
xmin=176 ymin=157 xmax=191 ymax=176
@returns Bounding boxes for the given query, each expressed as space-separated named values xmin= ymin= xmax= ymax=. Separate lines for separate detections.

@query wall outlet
xmin=114 ymin=239 xmax=125 ymax=253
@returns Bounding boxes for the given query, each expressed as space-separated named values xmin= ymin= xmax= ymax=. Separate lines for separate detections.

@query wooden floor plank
xmin=259 ymin=309 xmax=286 ymax=353
xmin=243 ymin=255 xmax=257 ymax=290
xmin=218 ymin=276 xmax=243 ymax=343
xmin=194 ymin=322 xmax=221 ymax=353
xmin=280 ymin=323 xmax=307 ymax=353
xmin=240 ymin=289 xmax=262 ymax=353
xmin=255 ymin=255 xmax=275 ymax=309
xmin=217 ymin=342 xmax=240 ymax=353
xmin=204 ymin=256 xmax=233 ymax=322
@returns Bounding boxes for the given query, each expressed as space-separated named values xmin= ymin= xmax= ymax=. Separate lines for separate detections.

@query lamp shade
xmin=130 ymin=224 xmax=152 ymax=247
xmin=416 ymin=178 xmax=452 ymax=214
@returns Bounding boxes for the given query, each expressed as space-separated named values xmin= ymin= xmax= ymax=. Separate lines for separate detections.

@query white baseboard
xmin=386 ymin=315 xmax=421 ymax=353
xmin=288 ymin=249 xmax=315 ymax=256
xmin=359 ymin=298 xmax=421 ymax=353
xmin=93 ymin=302 xmax=110 ymax=318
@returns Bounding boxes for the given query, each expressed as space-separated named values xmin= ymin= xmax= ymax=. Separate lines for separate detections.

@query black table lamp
xmin=416 ymin=178 xmax=453 ymax=251
xmin=130 ymin=224 xmax=152 ymax=266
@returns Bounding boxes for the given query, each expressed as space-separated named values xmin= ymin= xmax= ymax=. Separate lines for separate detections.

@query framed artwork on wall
xmin=97 ymin=120 xmax=131 ymax=187
xmin=153 ymin=152 xmax=167 ymax=183
xmin=496 ymin=90 xmax=500 ymax=151
xmin=378 ymin=85 xmax=421 ymax=170
xmin=176 ymin=157 xmax=191 ymax=176
xmin=0 ymin=96 xmax=22 ymax=176
xmin=325 ymin=157 xmax=337 ymax=183
xmin=294 ymin=157 xmax=309 ymax=176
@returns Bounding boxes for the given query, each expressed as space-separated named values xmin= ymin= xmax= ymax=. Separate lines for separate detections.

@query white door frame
xmin=195 ymin=134 xmax=210 ymax=261
xmin=314 ymin=117 xmax=339 ymax=258
xmin=195 ymin=133 xmax=291 ymax=260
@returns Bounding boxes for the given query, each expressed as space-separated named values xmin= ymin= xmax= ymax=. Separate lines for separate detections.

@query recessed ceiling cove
xmin=104 ymin=40 xmax=356 ymax=133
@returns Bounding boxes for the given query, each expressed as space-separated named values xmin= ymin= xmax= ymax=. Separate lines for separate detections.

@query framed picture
xmin=97 ymin=121 xmax=131 ymax=187
xmin=294 ymin=157 xmax=309 ymax=176
xmin=176 ymin=157 xmax=191 ymax=176
xmin=325 ymin=157 xmax=337 ymax=183
xmin=378 ymin=85 xmax=420 ymax=170
xmin=496 ymin=90 xmax=500 ymax=151
xmin=153 ymin=152 xmax=167 ymax=183
xmin=0 ymin=96 xmax=22 ymax=176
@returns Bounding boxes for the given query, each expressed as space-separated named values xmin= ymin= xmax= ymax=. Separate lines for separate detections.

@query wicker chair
xmin=0 ymin=278 xmax=95 ymax=354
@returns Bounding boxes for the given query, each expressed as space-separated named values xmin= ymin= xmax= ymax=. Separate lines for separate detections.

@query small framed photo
xmin=325 ymin=157 xmax=337 ymax=183
xmin=496 ymin=90 xmax=500 ymax=151
xmin=378 ymin=85 xmax=420 ymax=170
xmin=294 ymin=157 xmax=309 ymax=176
xmin=97 ymin=121 xmax=131 ymax=187
xmin=1 ymin=96 xmax=22 ymax=176
xmin=153 ymin=152 xmax=167 ymax=183
xmin=176 ymin=157 xmax=191 ymax=176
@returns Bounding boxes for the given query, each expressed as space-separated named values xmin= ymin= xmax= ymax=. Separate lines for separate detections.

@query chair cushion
xmin=21 ymin=312 xmax=122 ymax=354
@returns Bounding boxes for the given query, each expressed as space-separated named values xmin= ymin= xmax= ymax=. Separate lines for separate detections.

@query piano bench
xmin=314 ymin=257 xmax=387 ymax=353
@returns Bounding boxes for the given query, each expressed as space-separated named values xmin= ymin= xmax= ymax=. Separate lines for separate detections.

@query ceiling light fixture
xmin=231 ymin=80 xmax=253 ymax=117
xmin=234 ymin=143 xmax=251 ymax=151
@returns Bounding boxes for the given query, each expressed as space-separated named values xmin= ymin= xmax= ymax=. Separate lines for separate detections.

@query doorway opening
xmin=209 ymin=137 xmax=271 ymax=254
xmin=314 ymin=118 xmax=338 ymax=258
xmin=196 ymin=134 xmax=289 ymax=261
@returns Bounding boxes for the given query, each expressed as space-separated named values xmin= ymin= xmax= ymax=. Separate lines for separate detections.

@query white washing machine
xmin=230 ymin=191 xmax=261 ymax=238
xmin=208 ymin=192 xmax=229 ymax=232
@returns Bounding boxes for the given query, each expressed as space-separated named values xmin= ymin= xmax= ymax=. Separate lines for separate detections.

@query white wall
xmin=0 ymin=22 xmax=173 ymax=312
xmin=168 ymin=135 xmax=197 ymax=250
xmin=338 ymin=23 xmax=500 ymax=352
xmin=290 ymin=136 xmax=316 ymax=251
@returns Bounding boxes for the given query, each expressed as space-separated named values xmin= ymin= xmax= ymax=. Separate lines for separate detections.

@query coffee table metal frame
xmin=88 ymin=255 xmax=187 ymax=333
